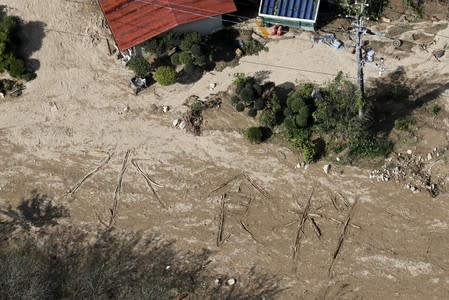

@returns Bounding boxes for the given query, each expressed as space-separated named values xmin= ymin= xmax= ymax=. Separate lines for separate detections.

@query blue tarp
xmin=260 ymin=0 xmax=315 ymax=21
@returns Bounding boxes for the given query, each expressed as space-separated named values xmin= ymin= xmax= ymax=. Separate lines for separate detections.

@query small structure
xmin=258 ymin=0 xmax=321 ymax=30
xmin=98 ymin=0 xmax=237 ymax=52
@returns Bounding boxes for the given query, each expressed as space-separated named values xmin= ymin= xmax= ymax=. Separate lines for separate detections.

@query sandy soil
xmin=1 ymin=0 xmax=449 ymax=298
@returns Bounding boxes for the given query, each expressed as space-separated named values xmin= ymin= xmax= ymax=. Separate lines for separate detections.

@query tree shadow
xmin=18 ymin=20 xmax=46 ymax=72
xmin=0 ymin=191 xmax=68 ymax=229
xmin=0 ymin=225 xmax=284 ymax=299
xmin=369 ymin=67 xmax=449 ymax=136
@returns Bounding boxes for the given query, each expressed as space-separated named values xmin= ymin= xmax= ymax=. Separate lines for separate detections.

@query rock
xmin=336 ymin=157 xmax=341 ymax=162
xmin=172 ymin=119 xmax=181 ymax=127
xmin=433 ymin=147 xmax=438 ymax=152
xmin=427 ymin=153 xmax=433 ymax=161
xmin=295 ymin=163 xmax=301 ymax=169
xmin=214 ymin=278 xmax=221 ymax=286
xmin=50 ymin=102 xmax=59 ymax=112
xmin=165 ymin=265 xmax=171 ymax=270
xmin=178 ymin=120 xmax=187 ymax=130
xmin=162 ymin=105 xmax=170 ymax=113
xmin=381 ymin=16 xmax=391 ymax=23
xmin=0 ymin=92 xmax=4 ymax=98
xmin=209 ymin=83 xmax=216 ymax=91
xmin=406 ymin=149 xmax=412 ymax=155
xmin=226 ymin=278 xmax=236 ymax=286
xmin=323 ymin=164 xmax=331 ymax=174
xmin=304 ymin=164 xmax=309 ymax=170
xmin=123 ymin=105 xmax=130 ymax=112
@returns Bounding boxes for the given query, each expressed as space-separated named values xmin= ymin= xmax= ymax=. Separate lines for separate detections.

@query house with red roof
xmin=97 ymin=0 xmax=237 ymax=52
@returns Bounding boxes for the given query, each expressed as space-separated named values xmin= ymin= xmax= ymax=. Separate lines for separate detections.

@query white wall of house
xmin=172 ymin=16 xmax=223 ymax=35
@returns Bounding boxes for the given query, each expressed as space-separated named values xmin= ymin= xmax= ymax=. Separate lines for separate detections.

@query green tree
xmin=154 ymin=66 xmax=177 ymax=86
xmin=127 ymin=56 xmax=152 ymax=77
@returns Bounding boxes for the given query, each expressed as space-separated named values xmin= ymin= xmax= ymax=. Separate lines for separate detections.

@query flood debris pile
xmin=173 ymin=94 xmax=222 ymax=135
xmin=369 ymin=147 xmax=447 ymax=197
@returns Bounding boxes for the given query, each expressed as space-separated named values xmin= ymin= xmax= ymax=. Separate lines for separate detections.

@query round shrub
xmin=283 ymin=107 xmax=293 ymax=117
xmin=170 ymin=53 xmax=181 ymax=65
xmin=183 ymin=62 xmax=196 ymax=74
xmin=289 ymin=98 xmax=305 ymax=113
xmin=8 ymin=58 xmax=25 ymax=78
xmin=295 ymin=105 xmax=310 ymax=128
xmin=246 ymin=127 xmax=264 ymax=144
xmin=154 ymin=66 xmax=177 ymax=86
xmin=127 ymin=56 xmax=152 ymax=78
xmin=180 ymin=32 xmax=202 ymax=51
xmin=231 ymin=96 xmax=240 ymax=106
xmin=248 ymin=108 xmax=258 ymax=118
xmin=190 ymin=44 xmax=203 ymax=57
xmin=283 ymin=116 xmax=296 ymax=129
xmin=194 ymin=55 xmax=207 ymax=67
xmin=235 ymin=102 xmax=245 ymax=112
xmin=259 ymin=109 xmax=276 ymax=128
xmin=301 ymin=140 xmax=316 ymax=163
xmin=254 ymin=98 xmax=265 ymax=110
xmin=239 ymin=87 xmax=254 ymax=103
xmin=179 ymin=52 xmax=193 ymax=65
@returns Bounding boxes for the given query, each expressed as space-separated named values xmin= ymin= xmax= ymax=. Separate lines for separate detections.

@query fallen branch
xmin=216 ymin=195 xmax=229 ymax=247
xmin=131 ymin=159 xmax=163 ymax=187
xmin=108 ymin=150 xmax=131 ymax=227
xmin=308 ymin=213 xmax=361 ymax=229
xmin=328 ymin=199 xmax=358 ymax=276
xmin=242 ymin=173 xmax=272 ymax=200
xmin=131 ymin=159 xmax=166 ymax=209
xmin=208 ymin=172 xmax=243 ymax=196
xmin=240 ymin=220 xmax=259 ymax=243
xmin=64 ymin=152 xmax=113 ymax=197
xmin=292 ymin=188 xmax=314 ymax=260
xmin=310 ymin=217 xmax=321 ymax=239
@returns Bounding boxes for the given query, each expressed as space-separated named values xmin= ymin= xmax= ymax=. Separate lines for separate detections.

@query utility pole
xmin=353 ymin=0 xmax=368 ymax=119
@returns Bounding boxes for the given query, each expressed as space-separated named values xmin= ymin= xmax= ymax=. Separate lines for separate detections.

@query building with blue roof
xmin=258 ymin=0 xmax=321 ymax=30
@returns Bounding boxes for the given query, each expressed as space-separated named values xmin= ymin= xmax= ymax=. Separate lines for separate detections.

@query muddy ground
xmin=1 ymin=0 xmax=449 ymax=298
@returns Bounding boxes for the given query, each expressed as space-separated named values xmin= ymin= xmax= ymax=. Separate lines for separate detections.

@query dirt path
xmin=1 ymin=0 xmax=449 ymax=298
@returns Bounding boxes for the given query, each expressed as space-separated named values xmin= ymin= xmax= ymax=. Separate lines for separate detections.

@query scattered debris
xmin=432 ymin=49 xmax=445 ymax=62
xmin=49 ymin=102 xmax=59 ymax=112
xmin=226 ymin=278 xmax=236 ymax=286
xmin=369 ymin=149 xmax=446 ymax=197
xmin=130 ymin=77 xmax=147 ymax=95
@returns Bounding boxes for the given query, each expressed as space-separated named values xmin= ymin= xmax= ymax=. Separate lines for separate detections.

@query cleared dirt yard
xmin=1 ymin=0 xmax=449 ymax=298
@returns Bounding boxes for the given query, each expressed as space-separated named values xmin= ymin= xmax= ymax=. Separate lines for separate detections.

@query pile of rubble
xmin=369 ymin=147 xmax=447 ymax=197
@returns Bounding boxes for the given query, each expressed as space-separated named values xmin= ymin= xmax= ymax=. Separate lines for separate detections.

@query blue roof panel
xmin=260 ymin=0 xmax=316 ymax=21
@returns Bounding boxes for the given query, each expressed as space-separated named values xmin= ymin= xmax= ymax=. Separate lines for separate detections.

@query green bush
xmin=179 ymin=52 xmax=192 ymax=65
xmin=248 ymin=108 xmax=257 ymax=118
xmin=190 ymin=44 xmax=203 ymax=57
xmin=179 ymin=32 xmax=201 ymax=52
xmin=301 ymin=140 xmax=316 ymax=163
xmin=154 ymin=66 xmax=177 ymax=86
xmin=170 ymin=53 xmax=181 ymax=65
xmin=242 ymin=39 xmax=265 ymax=55
xmin=289 ymin=98 xmax=305 ymax=113
xmin=348 ymin=137 xmax=393 ymax=159
xmin=127 ymin=56 xmax=152 ymax=77
xmin=246 ymin=127 xmax=264 ymax=144
xmin=235 ymin=102 xmax=245 ymax=112
xmin=231 ymin=96 xmax=240 ymax=106
xmin=183 ymin=62 xmax=196 ymax=74
xmin=394 ymin=117 xmax=415 ymax=131
xmin=259 ymin=109 xmax=276 ymax=128
xmin=8 ymin=58 xmax=25 ymax=78
xmin=239 ymin=87 xmax=255 ymax=103
xmin=194 ymin=55 xmax=207 ymax=67
xmin=254 ymin=98 xmax=265 ymax=110
xmin=190 ymin=101 xmax=203 ymax=112
xmin=295 ymin=105 xmax=310 ymax=128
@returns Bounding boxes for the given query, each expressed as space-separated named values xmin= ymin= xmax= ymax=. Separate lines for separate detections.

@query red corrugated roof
xmin=98 ymin=0 xmax=237 ymax=51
